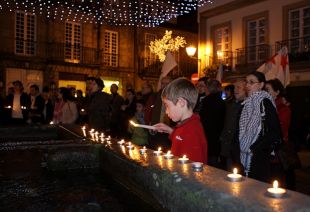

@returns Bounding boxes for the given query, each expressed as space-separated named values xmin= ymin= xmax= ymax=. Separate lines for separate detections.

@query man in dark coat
xmin=219 ymin=80 xmax=247 ymax=171
xmin=109 ymin=83 xmax=124 ymax=138
xmin=4 ymin=80 xmax=31 ymax=124
xmin=199 ymin=79 xmax=226 ymax=168
xmin=29 ymin=84 xmax=45 ymax=124
xmin=86 ymin=77 xmax=111 ymax=131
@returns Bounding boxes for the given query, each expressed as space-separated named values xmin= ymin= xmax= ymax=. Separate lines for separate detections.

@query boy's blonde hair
xmin=161 ymin=77 xmax=198 ymax=109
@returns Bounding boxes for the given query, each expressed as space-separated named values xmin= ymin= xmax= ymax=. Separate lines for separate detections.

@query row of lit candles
xmin=4 ymin=105 xmax=27 ymax=109
xmin=81 ymin=125 xmax=286 ymax=198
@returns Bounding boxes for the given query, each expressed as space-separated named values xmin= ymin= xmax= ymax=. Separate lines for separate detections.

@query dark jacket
xmin=199 ymin=92 xmax=226 ymax=157
xmin=5 ymin=93 xmax=31 ymax=122
xmin=249 ymin=98 xmax=282 ymax=182
xmin=30 ymin=95 xmax=45 ymax=123
xmin=87 ymin=91 xmax=112 ymax=131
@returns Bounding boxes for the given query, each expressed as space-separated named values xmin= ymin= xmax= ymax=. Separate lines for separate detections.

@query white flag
xmin=257 ymin=46 xmax=290 ymax=87
xmin=161 ymin=51 xmax=177 ymax=77
xmin=216 ymin=63 xmax=223 ymax=83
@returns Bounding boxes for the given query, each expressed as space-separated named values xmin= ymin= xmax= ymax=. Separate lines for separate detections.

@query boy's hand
xmin=153 ymin=123 xmax=173 ymax=134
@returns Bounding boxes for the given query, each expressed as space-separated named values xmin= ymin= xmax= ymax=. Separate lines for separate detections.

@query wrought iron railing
xmin=0 ymin=39 xmax=119 ymax=66
xmin=235 ymin=44 xmax=272 ymax=66
xmin=276 ymin=36 xmax=310 ymax=64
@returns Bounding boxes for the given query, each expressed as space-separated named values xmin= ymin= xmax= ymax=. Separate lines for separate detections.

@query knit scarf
xmin=239 ymin=90 xmax=275 ymax=174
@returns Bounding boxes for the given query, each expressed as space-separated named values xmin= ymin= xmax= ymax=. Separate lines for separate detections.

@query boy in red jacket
xmin=154 ymin=78 xmax=208 ymax=163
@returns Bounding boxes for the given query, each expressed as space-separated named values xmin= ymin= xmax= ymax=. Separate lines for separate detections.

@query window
xmin=104 ymin=30 xmax=118 ymax=67
xmin=246 ymin=17 xmax=267 ymax=62
xmin=65 ymin=22 xmax=81 ymax=63
xmin=144 ymin=33 xmax=157 ymax=67
xmin=289 ymin=6 xmax=310 ymax=53
xmin=15 ymin=11 xmax=36 ymax=55
xmin=214 ymin=26 xmax=231 ymax=63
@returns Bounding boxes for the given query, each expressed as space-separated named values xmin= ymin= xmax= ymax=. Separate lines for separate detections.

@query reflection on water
xmin=0 ymin=171 xmax=159 ymax=211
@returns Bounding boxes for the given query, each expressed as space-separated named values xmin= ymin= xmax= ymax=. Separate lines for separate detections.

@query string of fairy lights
xmin=0 ymin=0 xmax=213 ymax=27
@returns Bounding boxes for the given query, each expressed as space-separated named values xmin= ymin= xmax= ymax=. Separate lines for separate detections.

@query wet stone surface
xmin=0 ymin=171 xmax=158 ymax=212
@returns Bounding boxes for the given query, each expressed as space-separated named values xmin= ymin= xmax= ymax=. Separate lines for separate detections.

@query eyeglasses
xmin=245 ymin=80 xmax=260 ymax=85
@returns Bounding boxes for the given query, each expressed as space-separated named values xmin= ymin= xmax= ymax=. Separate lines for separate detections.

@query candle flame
xmin=182 ymin=155 xmax=187 ymax=159
xmin=49 ymin=121 xmax=54 ymax=125
xmin=90 ymin=129 xmax=94 ymax=132
xmin=167 ymin=150 xmax=171 ymax=155
xmin=233 ymin=168 xmax=238 ymax=175
xmin=143 ymin=146 xmax=146 ymax=149
xmin=158 ymin=147 xmax=161 ymax=152
xmin=130 ymin=120 xmax=138 ymax=127
xmin=128 ymin=142 xmax=131 ymax=146
xmin=82 ymin=126 xmax=86 ymax=130
xmin=273 ymin=180 xmax=279 ymax=189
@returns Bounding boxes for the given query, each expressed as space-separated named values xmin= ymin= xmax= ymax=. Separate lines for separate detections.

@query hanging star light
xmin=0 ymin=0 xmax=213 ymax=27
xmin=149 ymin=30 xmax=186 ymax=62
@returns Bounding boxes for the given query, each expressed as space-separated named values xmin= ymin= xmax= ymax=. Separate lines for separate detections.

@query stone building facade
xmin=0 ymin=10 xmax=198 ymax=96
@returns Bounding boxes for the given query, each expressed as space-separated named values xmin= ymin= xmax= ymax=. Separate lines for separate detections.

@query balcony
xmin=276 ymin=36 xmax=310 ymax=69
xmin=0 ymin=39 xmax=116 ymax=67
xmin=235 ymin=44 xmax=272 ymax=72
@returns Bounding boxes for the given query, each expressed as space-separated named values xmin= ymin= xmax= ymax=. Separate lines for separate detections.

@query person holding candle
xmin=52 ymin=87 xmax=78 ymax=124
xmin=4 ymin=80 xmax=31 ymax=124
xmin=239 ymin=71 xmax=282 ymax=183
xmin=128 ymin=99 xmax=148 ymax=146
xmin=153 ymin=78 xmax=208 ymax=164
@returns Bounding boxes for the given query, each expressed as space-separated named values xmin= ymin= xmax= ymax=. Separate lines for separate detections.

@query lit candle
xmin=267 ymin=180 xmax=286 ymax=198
xmin=49 ymin=121 xmax=54 ymax=125
xmin=117 ymin=139 xmax=125 ymax=145
xmin=106 ymin=140 xmax=112 ymax=145
xmin=153 ymin=147 xmax=162 ymax=156
xmin=81 ymin=108 xmax=85 ymax=112
xmin=130 ymin=120 xmax=156 ymax=130
xmin=94 ymin=131 xmax=99 ymax=141
xmin=126 ymin=142 xmax=134 ymax=150
xmin=5 ymin=105 xmax=11 ymax=109
xmin=191 ymin=162 xmax=203 ymax=172
xmin=81 ymin=126 xmax=86 ymax=137
xmin=227 ymin=168 xmax=242 ymax=182
xmin=178 ymin=155 xmax=189 ymax=164
xmin=164 ymin=150 xmax=174 ymax=159
xmin=99 ymin=133 xmax=104 ymax=139
xmin=139 ymin=146 xmax=147 ymax=154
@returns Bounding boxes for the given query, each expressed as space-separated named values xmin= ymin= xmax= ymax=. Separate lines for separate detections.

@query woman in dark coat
xmin=239 ymin=71 xmax=282 ymax=183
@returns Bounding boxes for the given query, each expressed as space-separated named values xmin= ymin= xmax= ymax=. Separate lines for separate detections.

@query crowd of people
xmin=0 ymin=72 xmax=305 ymax=189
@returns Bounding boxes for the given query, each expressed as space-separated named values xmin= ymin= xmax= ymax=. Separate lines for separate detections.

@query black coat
xmin=199 ymin=92 xmax=226 ymax=157
xmin=5 ymin=93 xmax=31 ymax=122
xmin=248 ymin=98 xmax=282 ymax=182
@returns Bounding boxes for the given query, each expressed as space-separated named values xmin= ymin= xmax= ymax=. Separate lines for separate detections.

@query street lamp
xmin=186 ymin=46 xmax=201 ymax=77
xmin=186 ymin=46 xmax=197 ymax=57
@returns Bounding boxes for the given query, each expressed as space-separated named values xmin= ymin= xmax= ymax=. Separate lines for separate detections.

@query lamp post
xmin=186 ymin=46 xmax=201 ymax=77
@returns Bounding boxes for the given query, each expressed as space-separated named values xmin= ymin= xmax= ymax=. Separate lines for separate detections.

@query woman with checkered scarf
xmin=239 ymin=71 xmax=282 ymax=183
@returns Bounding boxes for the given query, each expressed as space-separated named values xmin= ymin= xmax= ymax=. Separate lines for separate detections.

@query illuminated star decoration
xmin=149 ymin=30 xmax=186 ymax=62
xmin=0 ymin=0 xmax=214 ymax=27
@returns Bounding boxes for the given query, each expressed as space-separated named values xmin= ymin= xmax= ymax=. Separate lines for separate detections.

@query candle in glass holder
xmin=126 ymin=142 xmax=134 ymax=150
xmin=139 ymin=146 xmax=147 ymax=154
xmin=153 ymin=147 xmax=162 ymax=156
xmin=192 ymin=162 xmax=203 ymax=172
xmin=227 ymin=168 xmax=242 ymax=182
xmin=164 ymin=151 xmax=174 ymax=159
xmin=178 ymin=155 xmax=189 ymax=164
xmin=267 ymin=180 xmax=286 ymax=198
